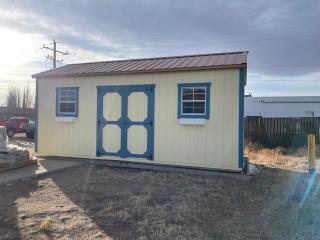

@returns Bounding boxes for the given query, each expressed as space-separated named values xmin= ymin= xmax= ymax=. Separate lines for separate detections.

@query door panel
xmin=127 ymin=125 xmax=147 ymax=155
xmin=128 ymin=92 xmax=148 ymax=122
xmin=103 ymin=92 xmax=121 ymax=121
xmin=102 ymin=125 xmax=121 ymax=153
xmin=97 ymin=84 xmax=155 ymax=160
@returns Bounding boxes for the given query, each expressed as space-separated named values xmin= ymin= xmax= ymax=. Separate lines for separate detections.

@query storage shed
xmin=32 ymin=51 xmax=248 ymax=172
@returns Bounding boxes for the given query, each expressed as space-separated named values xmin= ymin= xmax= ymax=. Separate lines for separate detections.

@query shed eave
xmin=32 ymin=64 xmax=247 ymax=79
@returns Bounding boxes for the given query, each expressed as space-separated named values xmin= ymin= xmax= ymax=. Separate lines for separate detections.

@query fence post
xmin=308 ymin=134 xmax=316 ymax=172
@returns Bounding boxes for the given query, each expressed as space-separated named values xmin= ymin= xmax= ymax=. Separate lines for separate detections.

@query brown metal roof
xmin=32 ymin=51 xmax=248 ymax=79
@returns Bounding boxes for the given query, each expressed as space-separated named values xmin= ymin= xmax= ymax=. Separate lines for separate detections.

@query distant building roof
xmin=32 ymin=51 xmax=248 ymax=78
xmin=245 ymin=96 xmax=320 ymax=118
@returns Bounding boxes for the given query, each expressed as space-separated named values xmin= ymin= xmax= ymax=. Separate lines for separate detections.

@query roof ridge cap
xmin=64 ymin=51 xmax=249 ymax=66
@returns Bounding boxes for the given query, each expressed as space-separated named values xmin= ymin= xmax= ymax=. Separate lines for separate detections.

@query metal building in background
xmin=245 ymin=96 xmax=320 ymax=148
xmin=245 ymin=96 xmax=320 ymax=118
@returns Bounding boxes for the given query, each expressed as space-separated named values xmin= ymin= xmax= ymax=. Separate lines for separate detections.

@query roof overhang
xmin=32 ymin=51 xmax=248 ymax=79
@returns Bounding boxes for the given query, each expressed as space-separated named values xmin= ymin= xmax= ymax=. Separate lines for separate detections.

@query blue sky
xmin=0 ymin=0 xmax=319 ymax=104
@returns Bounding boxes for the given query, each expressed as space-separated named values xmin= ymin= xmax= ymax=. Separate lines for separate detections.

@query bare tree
xmin=6 ymin=87 xmax=20 ymax=108
xmin=22 ymin=84 xmax=33 ymax=108
xmin=6 ymin=85 xmax=34 ymax=108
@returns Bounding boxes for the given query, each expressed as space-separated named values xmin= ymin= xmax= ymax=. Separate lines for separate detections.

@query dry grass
xmin=245 ymin=142 xmax=309 ymax=170
xmin=1 ymin=162 xmax=320 ymax=239
xmin=39 ymin=217 xmax=52 ymax=232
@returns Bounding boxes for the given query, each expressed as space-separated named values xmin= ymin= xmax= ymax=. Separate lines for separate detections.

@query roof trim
xmin=33 ymin=64 xmax=247 ymax=79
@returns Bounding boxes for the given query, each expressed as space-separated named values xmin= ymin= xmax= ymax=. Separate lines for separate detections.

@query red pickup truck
xmin=0 ymin=117 xmax=33 ymax=138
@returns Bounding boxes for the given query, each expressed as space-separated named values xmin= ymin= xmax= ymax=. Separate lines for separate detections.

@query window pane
xmin=60 ymin=90 xmax=76 ymax=99
xmin=60 ymin=103 xmax=69 ymax=109
xmin=60 ymin=96 xmax=68 ymax=101
xmin=68 ymin=90 xmax=76 ymax=96
xmin=59 ymin=102 xmax=76 ymax=113
xmin=194 ymin=88 xmax=205 ymax=100
xmin=60 ymin=107 xmax=68 ymax=112
xmin=182 ymin=88 xmax=193 ymax=94
xmin=183 ymin=102 xmax=193 ymax=113
xmin=182 ymin=94 xmax=193 ymax=100
xmin=194 ymin=107 xmax=205 ymax=113
xmin=194 ymin=88 xmax=205 ymax=94
xmin=183 ymin=107 xmax=193 ymax=113
xmin=182 ymin=88 xmax=193 ymax=100
xmin=183 ymin=102 xmax=193 ymax=108
xmin=67 ymin=103 xmax=76 ymax=113
xmin=194 ymin=101 xmax=205 ymax=113
xmin=67 ymin=105 xmax=76 ymax=113
xmin=68 ymin=95 xmax=76 ymax=101
xmin=67 ymin=91 xmax=76 ymax=101
xmin=194 ymin=93 xmax=205 ymax=100
xmin=60 ymin=91 xmax=68 ymax=97
xmin=194 ymin=102 xmax=205 ymax=108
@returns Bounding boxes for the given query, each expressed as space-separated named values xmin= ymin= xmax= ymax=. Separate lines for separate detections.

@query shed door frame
xmin=96 ymin=84 xmax=155 ymax=160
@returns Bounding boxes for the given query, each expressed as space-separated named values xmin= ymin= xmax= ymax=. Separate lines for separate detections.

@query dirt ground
xmin=1 ymin=140 xmax=320 ymax=239
xmin=1 ymin=160 xmax=320 ymax=239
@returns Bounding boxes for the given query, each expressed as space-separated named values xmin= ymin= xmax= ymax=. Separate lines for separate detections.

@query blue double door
xmin=97 ymin=84 xmax=155 ymax=160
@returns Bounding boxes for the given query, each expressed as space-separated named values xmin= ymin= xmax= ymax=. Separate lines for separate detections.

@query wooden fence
xmin=244 ymin=117 xmax=320 ymax=148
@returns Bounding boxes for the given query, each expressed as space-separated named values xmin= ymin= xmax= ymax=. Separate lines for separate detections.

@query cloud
xmin=0 ymin=0 xmax=319 ymax=101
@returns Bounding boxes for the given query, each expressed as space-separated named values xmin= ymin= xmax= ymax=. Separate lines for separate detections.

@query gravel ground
xmin=0 ymin=162 xmax=320 ymax=240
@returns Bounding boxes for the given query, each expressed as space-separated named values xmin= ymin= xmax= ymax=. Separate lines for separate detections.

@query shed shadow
xmin=49 ymin=163 xmax=320 ymax=239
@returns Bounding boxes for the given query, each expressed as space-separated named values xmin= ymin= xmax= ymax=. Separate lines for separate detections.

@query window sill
xmin=55 ymin=116 xmax=77 ymax=122
xmin=179 ymin=118 xmax=206 ymax=125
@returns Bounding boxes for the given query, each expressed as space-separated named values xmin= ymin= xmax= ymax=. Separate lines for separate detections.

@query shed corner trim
xmin=238 ymin=68 xmax=245 ymax=169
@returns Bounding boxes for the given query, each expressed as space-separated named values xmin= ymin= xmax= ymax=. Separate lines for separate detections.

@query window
xmin=8 ymin=117 xmax=17 ymax=122
xmin=177 ymin=83 xmax=211 ymax=119
xmin=56 ymin=87 xmax=79 ymax=117
xmin=182 ymin=87 xmax=206 ymax=114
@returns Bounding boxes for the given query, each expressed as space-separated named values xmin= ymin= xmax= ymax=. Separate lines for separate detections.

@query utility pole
xmin=53 ymin=40 xmax=57 ymax=68
xmin=42 ymin=39 xmax=69 ymax=68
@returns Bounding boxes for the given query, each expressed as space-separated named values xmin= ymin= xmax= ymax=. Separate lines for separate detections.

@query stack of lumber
xmin=0 ymin=126 xmax=36 ymax=172
xmin=0 ymin=145 xmax=36 ymax=172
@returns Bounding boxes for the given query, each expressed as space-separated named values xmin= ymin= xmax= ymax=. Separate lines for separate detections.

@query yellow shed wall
xmin=37 ymin=69 xmax=241 ymax=171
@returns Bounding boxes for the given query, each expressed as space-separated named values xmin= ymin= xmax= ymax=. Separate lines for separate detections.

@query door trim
xmin=96 ymin=84 xmax=155 ymax=160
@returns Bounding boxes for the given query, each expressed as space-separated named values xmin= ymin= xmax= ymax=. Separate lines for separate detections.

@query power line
xmin=99 ymin=24 xmax=320 ymax=42
xmin=41 ymin=39 xmax=70 ymax=68
xmin=139 ymin=34 xmax=320 ymax=49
